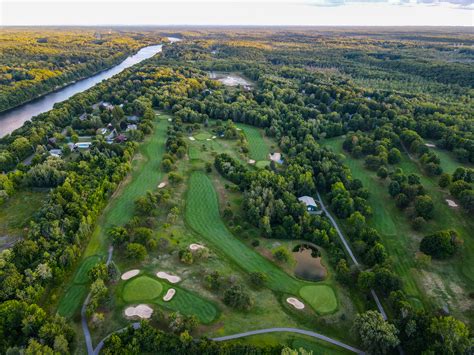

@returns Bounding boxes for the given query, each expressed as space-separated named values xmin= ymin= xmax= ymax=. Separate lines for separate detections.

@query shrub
xmin=420 ymin=230 xmax=459 ymax=259
xmin=223 ymin=284 xmax=252 ymax=310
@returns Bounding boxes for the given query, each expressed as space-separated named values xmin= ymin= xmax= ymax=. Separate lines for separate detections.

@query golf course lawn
xmin=237 ymin=123 xmax=272 ymax=162
xmin=119 ymin=275 xmax=218 ymax=323
xmin=56 ymin=115 xmax=170 ymax=318
xmin=194 ymin=131 xmax=212 ymax=141
xmin=299 ymin=285 xmax=338 ymax=314
xmin=185 ymin=171 xmax=338 ymax=314
xmin=321 ymin=136 xmax=474 ymax=323
xmin=122 ymin=276 xmax=163 ymax=302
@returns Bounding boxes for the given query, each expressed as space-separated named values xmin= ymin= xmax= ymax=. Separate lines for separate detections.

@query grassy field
xmin=56 ymin=115 xmax=170 ymax=318
xmin=185 ymin=171 xmax=339 ymax=314
xmin=426 ymin=143 xmax=473 ymax=174
xmin=0 ymin=190 xmax=46 ymax=249
xmin=237 ymin=123 xmax=273 ymax=162
xmin=321 ymin=137 xmax=474 ymax=324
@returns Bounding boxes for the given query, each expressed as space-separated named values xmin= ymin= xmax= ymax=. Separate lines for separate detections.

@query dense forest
xmin=0 ymin=28 xmax=166 ymax=112
xmin=0 ymin=28 xmax=472 ymax=354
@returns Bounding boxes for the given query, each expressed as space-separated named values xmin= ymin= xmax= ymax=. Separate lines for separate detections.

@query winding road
xmin=316 ymin=192 xmax=388 ymax=320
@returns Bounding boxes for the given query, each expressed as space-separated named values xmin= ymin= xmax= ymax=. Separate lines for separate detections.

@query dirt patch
xmin=124 ymin=304 xmax=153 ymax=319
xmin=156 ymin=271 xmax=181 ymax=283
xmin=163 ymin=288 xmax=176 ymax=301
xmin=287 ymin=297 xmax=305 ymax=309
xmin=121 ymin=269 xmax=140 ymax=280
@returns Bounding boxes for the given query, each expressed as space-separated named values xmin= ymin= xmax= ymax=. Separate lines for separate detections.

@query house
xmin=101 ymin=102 xmax=114 ymax=111
xmin=79 ymin=113 xmax=88 ymax=121
xmin=126 ymin=124 xmax=137 ymax=131
xmin=115 ymin=134 xmax=127 ymax=143
xmin=49 ymin=149 xmax=62 ymax=158
xmin=298 ymin=196 xmax=321 ymax=214
xmin=127 ymin=115 xmax=139 ymax=122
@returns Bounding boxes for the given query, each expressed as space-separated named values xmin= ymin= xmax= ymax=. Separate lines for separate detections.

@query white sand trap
xmin=158 ymin=182 xmax=167 ymax=189
xmin=287 ymin=297 xmax=305 ymax=310
xmin=212 ymin=136 xmax=217 ymax=139
xmin=206 ymin=138 xmax=211 ymax=141
xmin=236 ymin=128 xmax=242 ymax=131
xmin=121 ymin=269 xmax=140 ymax=280
xmin=168 ymin=118 xmax=172 ymax=122
xmin=446 ymin=199 xmax=458 ymax=207
xmin=124 ymin=304 xmax=153 ymax=319
xmin=156 ymin=271 xmax=181 ymax=283
xmin=425 ymin=143 xmax=436 ymax=148
xmin=269 ymin=152 xmax=282 ymax=162
xmin=248 ymin=159 xmax=256 ymax=164
xmin=188 ymin=137 xmax=196 ymax=141
xmin=163 ymin=288 xmax=176 ymax=301
xmin=189 ymin=243 xmax=205 ymax=251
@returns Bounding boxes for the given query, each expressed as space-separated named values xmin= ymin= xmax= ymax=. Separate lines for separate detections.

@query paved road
xmin=82 ymin=246 xmax=115 ymax=355
xmin=212 ymin=327 xmax=364 ymax=354
xmin=316 ymin=192 xmax=388 ymax=320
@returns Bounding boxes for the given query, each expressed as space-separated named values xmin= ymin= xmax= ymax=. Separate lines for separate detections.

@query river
xmin=0 ymin=37 xmax=181 ymax=137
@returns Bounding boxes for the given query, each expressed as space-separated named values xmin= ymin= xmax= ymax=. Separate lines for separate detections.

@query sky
xmin=1 ymin=0 xmax=473 ymax=26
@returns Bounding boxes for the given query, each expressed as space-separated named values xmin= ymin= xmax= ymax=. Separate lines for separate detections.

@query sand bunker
xmin=168 ymin=118 xmax=172 ymax=122
xmin=206 ymin=138 xmax=211 ymax=141
xmin=158 ymin=182 xmax=167 ymax=189
xmin=121 ymin=269 xmax=140 ymax=280
xmin=425 ymin=143 xmax=436 ymax=148
xmin=156 ymin=271 xmax=181 ymax=283
xmin=189 ymin=243 xmax=205 ymax=251
xmin=269 ymin=152 xmax=282 ymax=162
xmin=163 ymin=288 xmax=176 ymax=301
xmin=446 ymin=199 xmax=458 ymax=207
xmin=287 ymin=297 xmax=305 ymax=310
xmin=248 ymin=159 xmax=256 ymax=164
xmin=212 ymin=135 xmax=217 ymax=139
xmin=189 ymin=137 xmax=196 ymax=141
xmin=124 ymin=304 xmax=153 ymax=319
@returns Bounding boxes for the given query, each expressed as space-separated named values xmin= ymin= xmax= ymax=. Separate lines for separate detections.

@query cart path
xmin=316 ymin=192 xmax=388 ymax=320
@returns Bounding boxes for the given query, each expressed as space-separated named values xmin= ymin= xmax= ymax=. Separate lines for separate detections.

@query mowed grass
xmin=237 ymin=123 xmax=272 ymax=162
xmin=56 ymin=115 xmax=170 ymax=318
xmin=299 ymin=285 xmax=338 ymax=314
xmin=119 ymin=275 xmax=218 ymax=323
xmin=57 ymin=284 xmax=87 ymax=318
xmin=122 ymin=276 xmax=163 ymax=302
xmin=426 ymin=143 xmax=473 ymax=174
xmin=194 ymin=132 xmax=212 ymax=141
xmin=185 ymin=171 xmax=338 ymax=314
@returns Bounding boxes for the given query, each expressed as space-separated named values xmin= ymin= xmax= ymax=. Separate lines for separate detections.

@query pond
xmin=293 ymin=244 xmax=327 ymax=282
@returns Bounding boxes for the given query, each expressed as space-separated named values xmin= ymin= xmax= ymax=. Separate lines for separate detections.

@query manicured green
xmin=122 ymin=276 xmax=163 ymax=302
xmin=299 ymin=285 xmax=338 ymax=314
xmin=237 ymin=123 xmax=271 ymax=161
xmin=194 ymin=132 xmax=212 ymax=141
